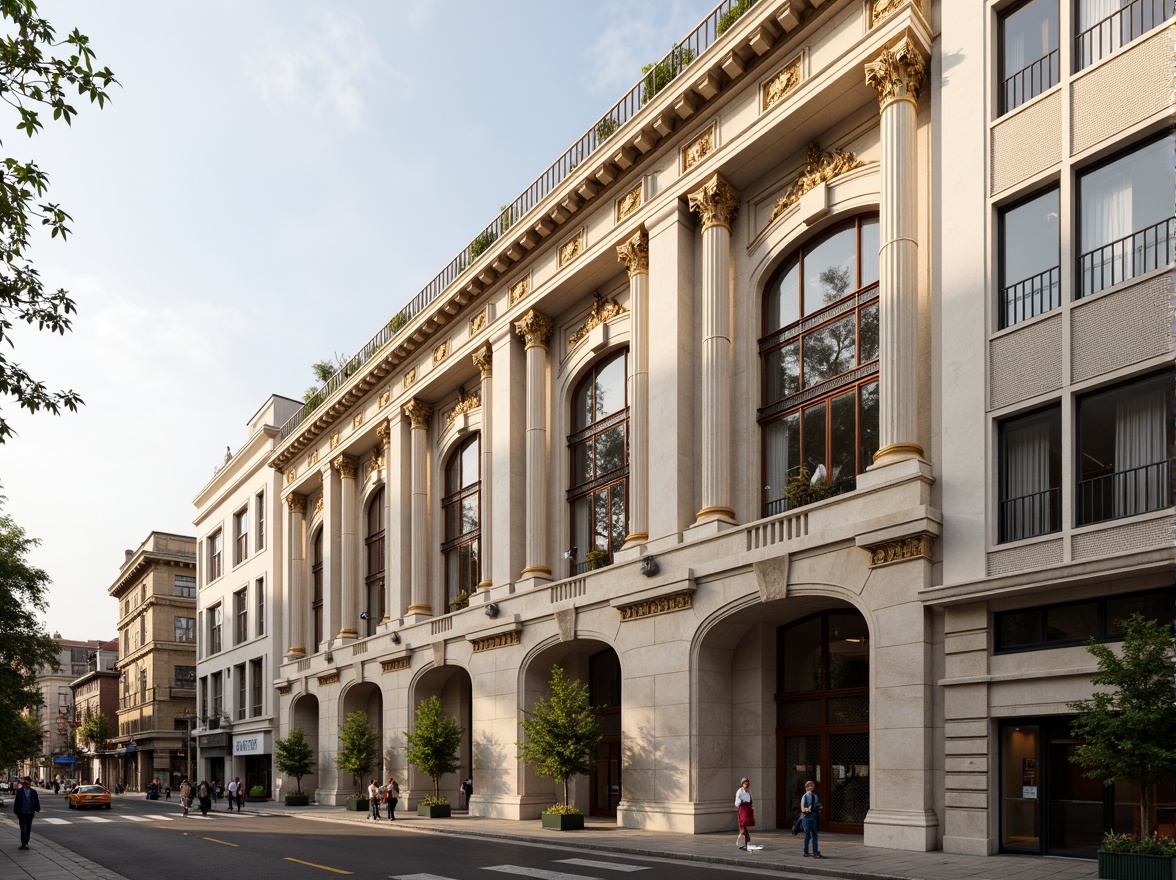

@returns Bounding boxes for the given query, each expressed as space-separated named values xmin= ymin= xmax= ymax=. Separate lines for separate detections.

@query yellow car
xmin=67 ymin=784 xmax=112 ymax=810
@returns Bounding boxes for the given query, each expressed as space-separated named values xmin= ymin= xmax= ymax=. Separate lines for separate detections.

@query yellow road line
xmin=284 ymin=857 xmax=354 ymax=875
xmin=203 ymin=837 xmax=240 ymax=847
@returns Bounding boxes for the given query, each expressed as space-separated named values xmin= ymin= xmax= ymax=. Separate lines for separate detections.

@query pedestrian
xmin=385 ymin=778 xmax=398 ymax=820
xmin=13 ymin=775 xmax=41 ymax=851
xmin=179 ymin=777 xmax=191 ymax=817
xmin=734 ymin=777 xmax=760 ymax=851
xmin=801 ymin=779 xmax=823 ymax=859
xmin=226 ymin=777 xmax=237 ymax=811
xmin=198 ymin=780 xmax=211 ymax=816
xmin=460 ymin=776 xmax=473 ymax=810
xmin=214 ymin=780 xmax=222 ymax=803
xmin=367 ymin=778 xmax=382 ymax=820
xmin=165 ymin=784 xmax=171 ymax=800
xmin=235 ymin=777 xmax=244 ymax=812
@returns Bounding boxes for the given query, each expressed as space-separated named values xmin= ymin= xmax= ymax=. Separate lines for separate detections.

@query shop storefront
xmin=233 ymin=732 xmax=272 ymax=797
xmin=199 ymin=732 xmax=228 ymax=785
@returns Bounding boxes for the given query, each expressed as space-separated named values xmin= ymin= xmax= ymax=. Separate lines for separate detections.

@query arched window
xmin=311 ymin=528 xmax=324 ymax=652
xmin=442 ymin=434 xmax=480 ymax=608
xmin=568 ymin=349 xmax=629 ymax=574
xmin=760 ymin=215 xmax=880 ymax=516
xmin=364 ymin=488 xmax=385 ymax=637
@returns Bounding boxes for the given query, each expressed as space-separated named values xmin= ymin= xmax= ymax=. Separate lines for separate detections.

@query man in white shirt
xmin=226 ymin=778 xmax=238 ymax=811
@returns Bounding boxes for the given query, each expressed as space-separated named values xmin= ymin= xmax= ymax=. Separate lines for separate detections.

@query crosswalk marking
xmin=483 ymin=868 xmax=601 ymax=880
xmin=122 ymin=816 xmax=152 ymax=821
xmin=80 ymin=816 xmax=113 ymax=823
xmin=41 ymin=818 xmax=70 ymax=824
xmin=392 ymin=875 xmax=456 ymax=880
xmin=556 ymin=860 xmax=649 ymax=873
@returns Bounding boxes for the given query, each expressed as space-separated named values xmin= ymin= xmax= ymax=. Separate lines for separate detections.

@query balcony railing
xmin=764 ymin=476 xmax=857 ymax=518
xmin=1075 ymin=0 xmax=1173 ymax=70
xmin=1078 ymin=218 xmax=1175 ymax=298
xmin=1000 ymin=265 xmax=1060 ymax=329
xmin=275 ymin=0 xmax=757 ymax=445
xmin=1077 ymin=459 xmax=1172 ymax=526
xmin=998 ymin=486 xmax=1061 ymax=543
xmin=1000 ymin=49 xmax=1059 ymax=115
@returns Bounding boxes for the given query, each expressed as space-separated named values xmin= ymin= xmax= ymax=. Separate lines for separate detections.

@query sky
xmin=2 ymin=0 xmax=710 ymax=639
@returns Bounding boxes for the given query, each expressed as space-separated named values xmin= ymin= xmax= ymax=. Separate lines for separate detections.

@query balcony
xmin=1077 ymin=459 xmax=1172 ymax=526
xmin=1078 ymin=218 xmax=1175 ymax=298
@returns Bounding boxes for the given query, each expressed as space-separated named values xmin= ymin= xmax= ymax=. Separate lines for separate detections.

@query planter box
xmin=1098 ymin=851 xmax=1176 ymax=880
xmin=246 ymin=795 xmax=267 ymax=803
xmin=417 ymin=803 xmax=451 ymax=818
xmin=284 ymin=794 xmax=309 ymax=806
xmin=345 ymin=798 xmax=369 ymax=812
xmin=542 ymin=812 xmax=584 ymax=831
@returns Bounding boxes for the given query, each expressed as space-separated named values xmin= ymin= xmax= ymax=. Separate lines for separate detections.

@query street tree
xmin=78 ymin=712 xmax=109 ymax=753
xmin=335 ymin=711 xmax=380 ymax=789
xmin=0 ymin=1 xmax=117 ymax=440
xmin=405 ymin=695 xmax=464 ymax=801
xmin=0 ymin=710 xmax=42 ymax=769
xmin=274 ymin=726 xmax=316 ymax=795
xmin=518 ymin=665 xmax=602 ymax=809
xmin=1069 ymin=613 xmax=1176 ymax=837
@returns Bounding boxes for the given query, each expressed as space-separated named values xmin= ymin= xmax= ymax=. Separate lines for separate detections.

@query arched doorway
xmin=776 ymin=610 xmax=870 ymax=833
xmin=411 ymin=667 xmax=471 ymax=804
xmin=289 ymin=694 xmax=320 ymax=796
xmin=340 ymin=683 xmax=382 ymax=791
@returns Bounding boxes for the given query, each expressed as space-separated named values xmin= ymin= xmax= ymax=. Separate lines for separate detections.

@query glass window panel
xmin=998 ymin=609 xmax=1042 ymax=649
xmin=804 ymin=226 xmax=856 ymax=315
xmin=593 ymin=353 xmax=627 ymax=421
xmin=1001 ymin=724 xmax=1041 ymax=853
xmin=859 ymin=383 xmax=879 ymax=465
xmin=859 ymin=303 xmax=879 ymax=363
xmin=783 ymin=735 xmax=822 ymax=819
xmin=802 ymin=403 xmax=827 ymax=475
xmin=446 ymin=548 xmax=459 ymax=599
xmin=461 ymin=436 xmax=479 ymax=488
xmin=1106 ymin=592 xmax=1172 ymax=637
xmin=1000 ymin=0 xmax=1058 ymax=81
xmin=829 ymin=733 xmax=870 ymax=825
xmin=778 ymin=699 xmax=823 ymax=727
xmin=1080 ymin=138 xmax=1174 ymax=255
xmin=596 ymin=425 xmax=626 ymax=475
xmin=574 ymin=376 xmax=594 ymax=431
xmin=802 ymin=316 xmax=856 ymax=387
xmin=764 ymin=413 xmax=800 ymax=511
xmin=609 ymin=482 xmax=627 ymax=552
xmin=445 ymin=502 xmax=460 ymax=541
xmin=573 ymin=439 xmax=592 ymax=484
xmin=1003 ymin=189 xmax=1060 ymax=289
xmin=830 ymin=392 xmax=857 ymax=486
xmin=765 ymin=341 xmax=800 ymax=403
xmin=572 ymin=496 xmax=592 ymax=566
xmin=828 ymin=696 xmax=869 ymax=725
xmin=767 ymin=260 xmax=800 ymax=330
xmin=860 ymin=217 xmax=879 ymax=287
xmin=1044 ymin=602 xmax=1098 ymax=643
xmin=782 ymin=617 xmax=823 ymax=693
xmin=461 ymin=495 xmax=479 ymax=537
xmin=593 ymin=490 xmax=610 ymax=553
xmin=828 ymin=614 xmax=869 ymax=689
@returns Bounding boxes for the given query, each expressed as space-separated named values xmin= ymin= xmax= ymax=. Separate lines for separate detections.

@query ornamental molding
xmin=285 ymin=492 xmax=307 ymax=514
xmin=404 ymin=367 xmax=417 ymax=389
xmin=433 ymin=341 xmax=449 ymax=365
xmin=276 ymin=684 xmax=291 ymax=696
xmin=285 ymin=468 xmax=295 ymax=486
xmin=472 ymin=343 xmax=492 ymax=380
xmin=380 ymin=657 xmax=410 ymax=672
xmin=353 ymin=412 xmax=364 ymax=429
xmin=332 ymin=454 xmax=357 ymax=481
xmin=769 ymin=142 xmax=865 ymax=223
xmin=616 ymin=228 xmax=648 ymax=277
xmin=871 ymin=0 xmax=921 ymax=26
xmin=446 ymin=387 xmax=481 ymax=425
xmin=615 ymin=182 xmax=643 ymax=223
xmin=687 ymin=173 xmax=740 ymax=232
xmin=376 ymin=419 xmax=391 ymax=444
xmin=509 ymin=274 xmax=531 ymax=306
xmin=618 ymin=590 xmax=693 ymax=621
xmin=329 ymin=432 xmax=340 ymax=450
xmin=514 ymin=309 xmax=554 ymax=349
xmin=317 ymin=672 xmax=339 ymax=686
xmin=681 ymin=123 xmax=715 ymax=172
xmin=469 ymin=308 xmax=487 ymax=337
xmin=404 ymin=397 xmax=433 ymax=430
xmin=471 ymin=630 xmax=521 ymax=653
xmin=864 ymin=36 xmax=927 ymax=105
xmin=558 ymin=228 xmax=585 ymax=267
xmin=863 ymin=534 xmax=934 ymax=568
xmin=762 ymin=55 xmax=802 ymax=112
xmin=314 ymin=496 xmax=323 ymax=515
xmin=378 ymin=390 xmax=391 ymax=408
xmin=569 ymin=292 xmax=627 ymax=348
xmin=367 ymin=446 xmax=385 ymax=476
xmin=306 ymin=449 xmax=319 ymax=470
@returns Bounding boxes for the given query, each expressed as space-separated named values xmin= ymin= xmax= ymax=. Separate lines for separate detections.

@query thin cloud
xmin=588 ymin=1 xmax=700 ymax=95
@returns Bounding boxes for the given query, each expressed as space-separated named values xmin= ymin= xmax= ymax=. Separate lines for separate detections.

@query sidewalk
xmin=1 ymin=796 xmax=1100 ymax=880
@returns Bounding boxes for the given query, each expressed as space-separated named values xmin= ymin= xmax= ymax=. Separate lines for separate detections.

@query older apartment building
xmin=209 ymin=0 xmax=1171 ymax=858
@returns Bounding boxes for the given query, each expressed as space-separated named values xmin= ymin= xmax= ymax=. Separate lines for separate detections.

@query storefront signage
xmin=233 ymin=732 xmax=271 ymax=755
xmin=1022 ymin=786 xmax=1037 ymax=799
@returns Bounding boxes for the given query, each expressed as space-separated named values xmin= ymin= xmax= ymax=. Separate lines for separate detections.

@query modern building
xmin=193 ymin=394 xmax=300 ymax=794
xmin=70 ymin=638 xmax=120 ymax=784
xmin=107 ymin=532 xmax=198 ymax=791
xmin=227 ymin=0 xmax=1169 ymax=858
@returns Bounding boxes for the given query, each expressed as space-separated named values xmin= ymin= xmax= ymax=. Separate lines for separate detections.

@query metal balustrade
xmin=1000 ymin=265 xmax=1060 ymax=328
xmin=1077 ymin=459 xmax=1172 ymax=525
xmin=998 ymin=486 xmax=1061 ymax=543
xmin=1077 ymin=218 xmax=1175 ymax=298
xmin=1075 ymin=0 xmax=1173 ymax=70
xmin=999 ymin=49 xmax=1059 ymax=114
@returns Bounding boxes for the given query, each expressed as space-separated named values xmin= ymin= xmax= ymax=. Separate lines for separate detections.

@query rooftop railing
xmin=277 ymin=0 xmax=756 ymax=444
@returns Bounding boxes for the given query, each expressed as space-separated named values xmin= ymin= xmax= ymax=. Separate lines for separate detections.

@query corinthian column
xmin=472 ymin=344 xmax=494 ymax=590
xmin=514 ymin=309 xmax=553 ymax=578
xmin=404 ymin=399 xmax=433 ymax=618
xmin=617 ymin=228 xmax=649 ymax=546
xmin=333 ymin=454 xmax=358 ymax=638
xmin=687 ymin=174 xmax=740 ymax=525
xmin=285 ymin=492 xmax=307 ymax=658
xmin=376 ymin=419 xmax=393 ymax=623
xmin=865 ymin=36 xmax=927 ymax=467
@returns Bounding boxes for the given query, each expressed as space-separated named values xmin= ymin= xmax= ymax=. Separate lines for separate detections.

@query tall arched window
xmin=568 ymin=349 xmax=629 ymax=574
xmin=310 ymin=528 xmax=324 ymax=652
xmin=760 ymin=215 xmax=880 ymax=516
xmin=365 ymin=488 xmax=385 ymax=637
xmin=442 ymin=434 xmax=480 ymax=608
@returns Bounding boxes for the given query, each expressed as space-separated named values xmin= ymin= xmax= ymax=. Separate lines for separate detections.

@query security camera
xmin=359 ymin=611 xmax=370 ymax=620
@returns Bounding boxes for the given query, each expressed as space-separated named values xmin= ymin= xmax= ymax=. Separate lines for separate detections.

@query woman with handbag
xmin=734 ymin=777 xmax=761 ymax=851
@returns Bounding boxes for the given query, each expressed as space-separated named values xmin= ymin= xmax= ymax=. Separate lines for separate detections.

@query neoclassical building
xmin=254 ymin=0 xmax=1173 ymax=856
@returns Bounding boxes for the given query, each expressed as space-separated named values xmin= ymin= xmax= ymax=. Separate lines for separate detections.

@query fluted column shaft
xmin=688 ymin=174 xmax=740 ymax=525
xmin=618 ymin=229 xmax=649 ymax=546
xmin=866 ymin=37 xmax=927 ymax=466
xmin=377 ymin=420 xmax=393 ymax=623
xmin=473 ymin=345 xmax=494 ymax=589
xmin=285 ymin=493 xmax=307 ymax=657
xmin=334 ymin=455 xmax=358 ymax=637
xmin=515 ymin=310 xmax=553 ymax=578
xmin=405 ymin=399 xmax=433 ymax=615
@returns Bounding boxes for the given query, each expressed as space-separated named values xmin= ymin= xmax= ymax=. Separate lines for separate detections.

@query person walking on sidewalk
xmin=385 ymin=778 xmax=399 ymax=820
xmin=734 ymin=777 xmax=760 ymax=851
xmin=226 ymin=777 xmax=237 ymax=811
xmin=368 ymin=779 xmax=382 ymax=820
xmin=179 ymin=777 xmax=192 ymax=817
xmin=13 ymin=776 xmax=41 ymax=851
xmin=234 ymin=777 xmax=244 ymax=812
xmin=801 ymin=779 xmax=823 ymax=859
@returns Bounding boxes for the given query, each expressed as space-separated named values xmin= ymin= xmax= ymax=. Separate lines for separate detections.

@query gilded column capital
xmin=616 ymin=227 xmax=649 ymax=276
xmin=332 ymin=454 xmax=357 ymax=481
xmin=687 ymin=174 xmax=741 ymax=233
xmin=472 ymin=343 xmax=493 ymax=380
xmin=403 ymin=397 xmax=433 ymax=430
xmin=864 ymin=36 xmax=927 ymax=106
xmin=285 ymin=492 xmax=307 ymax=514
xmin=514 ymin=309 xmax=554 ymax=350
xmin=376 ymin=418 xmax=391 ymax=445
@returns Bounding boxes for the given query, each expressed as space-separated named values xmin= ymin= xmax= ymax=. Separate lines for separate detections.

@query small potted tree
xmin=274 ymin=726 xmax=315 ymax=806
xmin=1068 ymin=613 xmax=1176 ymax=880
xmin=405 ymin=695 xmax=464 ymax=818
xmin=518 ymin=665 xmax=602 ymax=831
xmin=336 ymin=711 xmax=380 ymax=811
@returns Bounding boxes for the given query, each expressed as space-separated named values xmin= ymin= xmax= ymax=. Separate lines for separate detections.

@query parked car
xmin=67 ymin=784 xmax=111 ymax=810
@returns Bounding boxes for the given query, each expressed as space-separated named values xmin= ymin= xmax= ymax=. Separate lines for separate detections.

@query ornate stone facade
xmin=568 ymin=292 xmax=627 ymax=347
xmin=769 ymin=142 xmax=865 ymax=221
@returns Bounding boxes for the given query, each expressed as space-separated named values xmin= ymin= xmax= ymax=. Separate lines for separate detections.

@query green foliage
xmin=405 ymin=695 xmax=465 ymax=799
xmin=1100 ymin=831 xmax=1176 ymax=856
xmin=717 ymin=0 xmax=756 ymax=36
xmin=518 ymin=666 xmax=602 ymax=808
xmin=0 ymin=711 xmax=43 ymax=767
xmin=388 ymin=312 xmax=407 ymax=334
xmin=783 ymin=465 xmax=837 ymax=510
xmin=274 ymin=726 xmax=316 ymax=793
xmin=336 ymin=711 xmax=380 ymax=787
xmin=1069 ymin=613 xmax=1176 ymax=837
xmin=418 ymin=794 xmax=449 ymax=807
xmin=585 ymin=547 xmax=609 ymax=570
xmin=543 ymin=803 xmax=583 ymax=815
xmin=248 ymin=785 xmax=264 ymax=797
xmin=0 ymin=2 xmax=117 ymax=441
xmin=449 ymin=590 xmax=470 ymax=612
xmin=641 ymin=45 xmax=696 ymax=105
xmin=78 ymin=712 xmax=109 ymax=752
xmin=595 ymin=116 xmax=619 ymax=142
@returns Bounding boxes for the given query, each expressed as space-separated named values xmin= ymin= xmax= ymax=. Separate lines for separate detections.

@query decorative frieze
xmin=682 ymin=124 xmax=715 ymax=172
xmin=376 ymin=419 xmax=391 ymax=444
xmin=558 ymin=229 xmax=585 ymax=267
xmin=380 ymin=657 xmax=411 ymax=672
xmin=306 ymin=449 xmax=318 ymax=469
xmin=469 ymin=308 xmax=488 ymax=336
xmin=871 ymin=0 xmax=920 ymax=26
xmin=353 ymin=412 xmax=364 ymax=429
xmin=569 ymin=292 xmax=628 ymax=348
xmin=314 ymin=496 xmax=323 ymax=515
xmin=509 ymin=274 xmax=530 ymax=306
xmin=317 ymin=672 xmax=339 ymax=685
xmin=433 ymin=341 xmax=448 ymax=365
xmin=687 ymin=173 xmax=740 ymax=232
xmin=618 ymin=590 xmax=693 ymax=621
xmin=769 ymin=143 xmax=865 ymax=222
xmin=367 ymin=446 xmax=385 ymax=477
xmin=616 ymin=182 xmax=643 ymax=222
xmin=330 ymin=432 xmax=340 ymax=450
xmin=762 ymin=56 xmax=802 ymax=112
xmin=379 ymin=390 xmax=391 ymax=408
xmin=471 ymin=630 xmax=521 ymax=653
xmin=446 ymin=387 xmax=481 ymax=425
xmin=285 ymin=468 xmax=295 ymax=486
xmin=864 ymin=36 xmax=927 ymax=105
xmin=404 ymin=368 xmax=417 ymax=389
xmin=864 ymin=535 xmax=934 ymax=567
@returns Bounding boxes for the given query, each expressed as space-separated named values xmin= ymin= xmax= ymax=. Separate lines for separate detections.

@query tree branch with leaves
xmin=518 ymin=665 xmax=602 ymax=810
